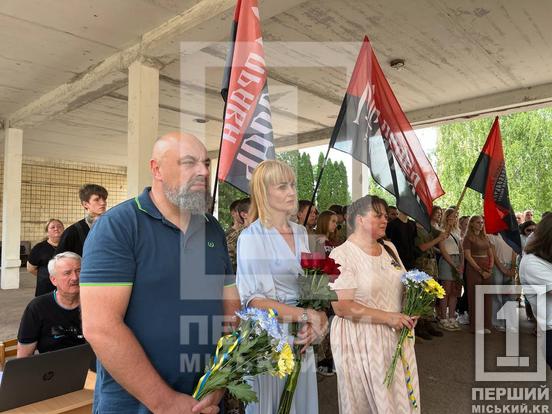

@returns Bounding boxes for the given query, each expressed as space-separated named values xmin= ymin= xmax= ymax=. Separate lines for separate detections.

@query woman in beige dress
xmin=329 ymin=195 xmax=420 ymax=414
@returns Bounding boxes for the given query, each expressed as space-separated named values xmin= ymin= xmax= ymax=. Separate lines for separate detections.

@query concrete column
xmin=351 ymin=159 xmax=371 ymax=202
xmin=127 ymin=61 xmax=159 ymax=198
xmin=351 ymin=158 xmax=363 ymax=201
xmin=1 ymin=128 xmax=23 ymax=290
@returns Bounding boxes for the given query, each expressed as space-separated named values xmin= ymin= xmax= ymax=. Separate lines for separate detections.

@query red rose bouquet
xmin=277 ymin=252 xmax=340 ymax=414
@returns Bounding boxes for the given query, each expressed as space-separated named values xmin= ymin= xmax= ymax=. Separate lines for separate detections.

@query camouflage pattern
xmin=226 ymin=227 xmax=242 ymax=273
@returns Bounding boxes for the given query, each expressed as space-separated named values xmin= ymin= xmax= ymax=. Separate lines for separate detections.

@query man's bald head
xmin=151 ymin=132 xmax=205 ymax=163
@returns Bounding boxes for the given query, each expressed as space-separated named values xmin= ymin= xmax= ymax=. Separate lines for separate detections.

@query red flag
xmin=466 ymin=117 xmax=521 ymax=253
xmin=218 ymin=0 xmax=275 ymax=193
xmin=330 ymin=36 xmax=444 ymax=229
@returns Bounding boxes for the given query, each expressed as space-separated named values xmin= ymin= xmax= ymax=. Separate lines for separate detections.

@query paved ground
xmin=0 ymin=270 xmax=35 ymax=341
xmin=2 ymin=271 xmax=551 ymax=413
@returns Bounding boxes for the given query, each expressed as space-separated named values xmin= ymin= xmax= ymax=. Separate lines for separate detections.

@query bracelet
xmin=300 ymin=309 xmax=309 ymax=323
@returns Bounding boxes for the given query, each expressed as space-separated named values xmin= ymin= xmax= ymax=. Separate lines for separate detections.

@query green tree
xmin=276 ymin=149 xmax=300 ymax=169
xmin=436 ymin=109 xmax=552 ymax=218
xmin=217 ymin=180 xmax=246 ymax=230
xmin=366 ymin=175 xmax=395 ymax=206
xmin=315 ymin=154 xmax=333 ymax=210
xmin=335 ymin=161 xmax=352 ymax=206
xmin=276 ymin=150 xmax=315 ymax=201
xmin=314 ymin=153 xmax=353 ymax=211
xmin=297 ymin=153 xmax=315 ymax=201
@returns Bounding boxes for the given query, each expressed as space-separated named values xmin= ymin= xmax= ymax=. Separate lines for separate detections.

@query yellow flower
xmin=425 ymin=279 xmax=446 ymax=299
xmin=276 ymin=343 xmax=295 ymax=377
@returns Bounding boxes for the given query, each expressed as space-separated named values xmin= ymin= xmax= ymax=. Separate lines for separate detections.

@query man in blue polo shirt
xmin=80 ymin=132 xmax=240 ymax=414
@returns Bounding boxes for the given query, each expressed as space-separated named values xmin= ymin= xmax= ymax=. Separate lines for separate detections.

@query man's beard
xmin=163 ymin=177 xmax=213 ymax=214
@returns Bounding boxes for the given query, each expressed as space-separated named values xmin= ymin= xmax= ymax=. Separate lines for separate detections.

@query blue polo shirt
xmin=80 ymin=187 xmax=234 ymax=413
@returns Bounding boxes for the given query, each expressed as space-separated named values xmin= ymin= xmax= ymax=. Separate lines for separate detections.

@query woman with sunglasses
xmin=520 ymin=220 xmax=537 ymax=252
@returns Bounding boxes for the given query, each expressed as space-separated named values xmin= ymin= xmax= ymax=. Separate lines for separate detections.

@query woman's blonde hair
xmin=466 ymin=215 xmax=487 ymax=241
xmin=442 ymin=208 xmax=459 ymax=232
xmin=248 ymin=160 xmax=297 ymax=226
xmin=44 ymin=218 xmax=64 ymax=233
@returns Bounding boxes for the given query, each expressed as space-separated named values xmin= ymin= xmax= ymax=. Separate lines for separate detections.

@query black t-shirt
xmin=56 ymin=219 xmax=89 ymax=257
xmin=386 ymin=219 xmax=418 ymax=270
xmin=28 ymin=240 xmax=56 ymax=296
xmin=17 ymin=292 xmax=85 ymax=354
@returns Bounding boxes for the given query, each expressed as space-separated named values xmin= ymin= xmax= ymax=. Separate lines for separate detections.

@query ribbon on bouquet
xmin=400 ymin=338 xmax=417 ymax=409
xmin=193 ymin=331 xmax=242 ymax=399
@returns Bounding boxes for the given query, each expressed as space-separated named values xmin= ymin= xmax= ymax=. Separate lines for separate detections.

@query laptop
xmin=0 ymin=343 xmax=93 ymax=412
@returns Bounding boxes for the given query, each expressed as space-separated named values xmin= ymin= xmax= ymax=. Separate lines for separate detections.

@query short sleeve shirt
xmin=462 ymin=235 xmax=491 ymax=257
xmin=488 ymin=234 xmax=515 ymax=264
xmin=80 ymin=187 xmax=234 ymax=413
xmin=520 ymin=254 xmax=552 ymax=330
xmin=28 ymin=240 xmax=56 ymax=296
xmin=56 ymin=219 xmax=89 ymax=257
xmin=18 ymin=292 xmax=85 ymax=353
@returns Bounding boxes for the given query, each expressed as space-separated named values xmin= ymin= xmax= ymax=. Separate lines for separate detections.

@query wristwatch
xmin=300 ymin=309 xmax=309 ymax=323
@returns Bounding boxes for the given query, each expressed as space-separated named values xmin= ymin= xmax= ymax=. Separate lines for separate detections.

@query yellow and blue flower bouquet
xmin=193 ymin=308 xmax=294 ymax=403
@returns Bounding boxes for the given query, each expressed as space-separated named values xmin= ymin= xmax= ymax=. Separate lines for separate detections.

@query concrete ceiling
xmin=1 ymin=0 xmax=552 ymax=166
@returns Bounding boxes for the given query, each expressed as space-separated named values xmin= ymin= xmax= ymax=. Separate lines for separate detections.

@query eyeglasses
xmin=526 ymin=228 xmax=536 ymax=234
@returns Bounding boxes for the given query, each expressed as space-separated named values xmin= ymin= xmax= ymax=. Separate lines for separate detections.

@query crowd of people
xmin=17 ymin=184 xmax=108 ymax=360
xmin=8 ymin=130 xmax=552 ymax=414
xmin=223 ymin=166 xmax=551 ymax=413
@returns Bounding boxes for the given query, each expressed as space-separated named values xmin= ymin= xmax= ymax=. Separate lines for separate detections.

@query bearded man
xmin=80 ymin=132 xmax=239 ymax=414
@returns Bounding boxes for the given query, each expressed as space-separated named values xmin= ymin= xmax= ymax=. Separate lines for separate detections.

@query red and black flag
xmin=218 ymin=0 xmax=275 ymax=193
xmin=466 ymin=117 xmax=521 ymax=253
xmin=329 ymin=36 xmax=444 ymax=229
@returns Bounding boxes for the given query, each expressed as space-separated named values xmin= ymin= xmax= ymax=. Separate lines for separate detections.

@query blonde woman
xmin=437 ymin=208 xmax=463 ymax=330
xmin=463 ymin=215 xmax=494 ymax=333
xmin=27 ymin=219 xmax=64 ymax=296
xmin=236 ymin=160 xmax=327 ymax=414
xmin=330 ymin=195 xmax=419 ymax=414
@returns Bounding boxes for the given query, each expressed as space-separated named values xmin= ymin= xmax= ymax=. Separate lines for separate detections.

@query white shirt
xmin=520 ymin=254 xmax=552 ymax=330
xmin=488 ymin=234 xmax=515 ymax=265
xmin=441 ymin=230 xmax=461 ymax=255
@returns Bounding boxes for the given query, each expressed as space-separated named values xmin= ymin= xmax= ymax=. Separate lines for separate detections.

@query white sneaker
xmin=439 ymin=319 xmax=454 ymax=331
xmin=457 ymin=312 xmax=470 ymax=325
xmin=476 ymin=329 xmax=491 ymax=334
xmin=494 ymin=325 xmax=506 ymax=332
xmin=448 ymin=318 xmax=461 ymax=331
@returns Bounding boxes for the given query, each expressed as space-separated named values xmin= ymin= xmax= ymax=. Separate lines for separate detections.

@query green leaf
xmin=227 ymin=382 xmax=259 ymax=403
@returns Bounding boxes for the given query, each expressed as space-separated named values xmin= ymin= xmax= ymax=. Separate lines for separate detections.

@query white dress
xmin=329 ymin=240 xmax=420 ymax=414
xmin=236 ymin=219 xmax=318 ymax=414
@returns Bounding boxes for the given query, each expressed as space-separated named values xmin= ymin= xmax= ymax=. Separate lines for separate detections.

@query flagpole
xmin=210 ymin=101 xmax=228 ymax=215
xmin=454 ymin=185 xmax=469 ymax=213
xmin=304 ymin=144 xmax=332 ymax=227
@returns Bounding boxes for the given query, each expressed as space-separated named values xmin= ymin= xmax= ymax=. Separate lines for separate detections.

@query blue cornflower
xmin=401 ymin=269 xmax=431 ymax=285
xmin=236 ymin=307 xmax=286 ymax=343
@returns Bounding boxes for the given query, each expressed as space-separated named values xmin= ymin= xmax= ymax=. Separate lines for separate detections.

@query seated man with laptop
xmin=17 ymin=252 xmax=85 ymax=357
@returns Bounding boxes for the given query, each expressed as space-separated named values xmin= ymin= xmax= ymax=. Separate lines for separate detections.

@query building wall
xmin=0 ymin=157 xmax=127 ymax=247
